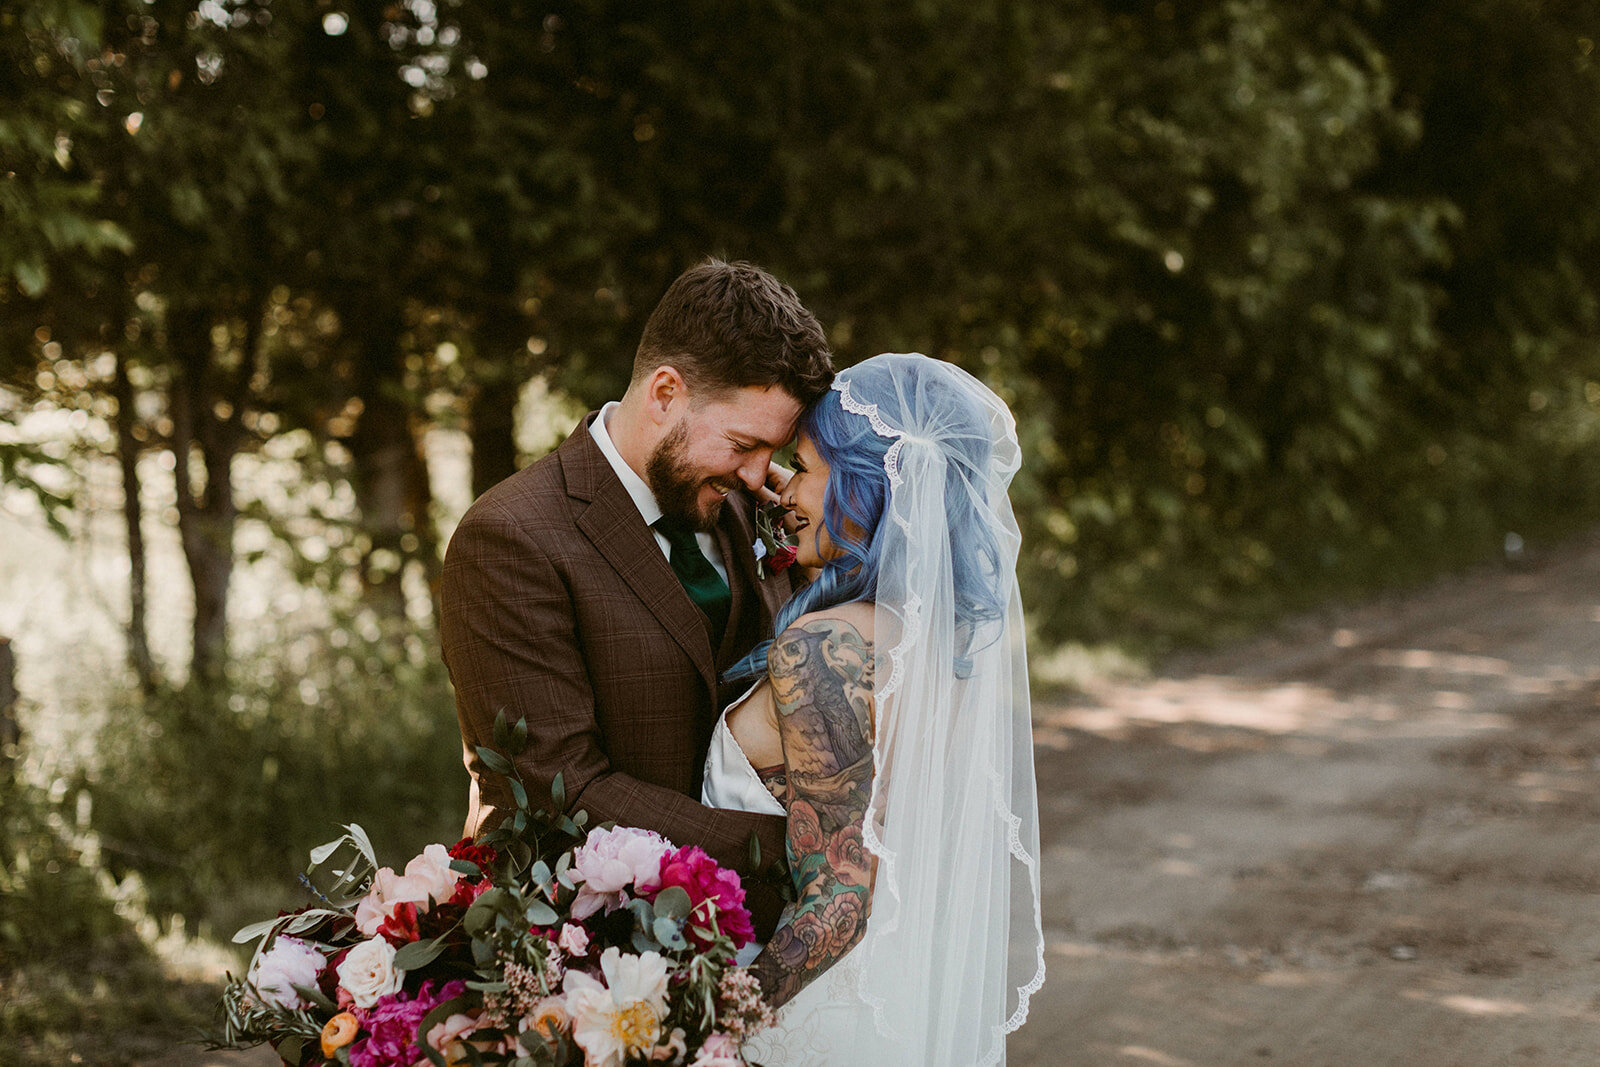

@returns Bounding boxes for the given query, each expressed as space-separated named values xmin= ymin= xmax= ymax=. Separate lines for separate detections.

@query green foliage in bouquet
xmin=209 ymin=710 xmax=774 ymax=1067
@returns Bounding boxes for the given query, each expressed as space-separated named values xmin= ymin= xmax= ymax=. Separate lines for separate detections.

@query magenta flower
xmin=654 ymin=847 xmax=755 ymax=949
xmin=347 ymin=979 xmax=467 ymax=1067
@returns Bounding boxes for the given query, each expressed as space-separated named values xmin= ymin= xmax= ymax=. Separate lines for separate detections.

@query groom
xmin=440 ymin=259 xmax=833 ymax=937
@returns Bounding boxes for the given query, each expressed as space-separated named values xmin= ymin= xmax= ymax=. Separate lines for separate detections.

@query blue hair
xmin=726 ymin=368 xmax=1007 ymax=683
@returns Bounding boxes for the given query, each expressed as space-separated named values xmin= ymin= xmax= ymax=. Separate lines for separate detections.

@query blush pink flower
xmin=570 ymin=826 xmax=671 ymax=920
xmin=247 ymin=936 xmax=326 ymax=1011
xmin=689 ymin=1032 xmax=745 ymax=1066
xmin=558 ymin=922 xmax=591 ymax=957
xmin=654 ymin=846 xmax=755 ymax=949
xmin=354 ymin=843 xmax=462 ymax=935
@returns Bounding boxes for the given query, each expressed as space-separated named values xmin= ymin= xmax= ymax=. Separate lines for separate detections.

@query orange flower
xmin=320 ymin=1012 xmax=360 ymax=1057
xmin=528 ymin=995 xmax=571 ymax=1042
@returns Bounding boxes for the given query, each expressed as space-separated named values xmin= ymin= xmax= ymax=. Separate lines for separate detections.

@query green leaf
xmin=510 ymin=777 xmax=529 ymax=812
xmin=414 ymin=995 xmax=472 ymax=1067
xmin=292 ymin=982 xmax=339 ymax=1013
xmin=511 ymin=716 xmax=529 ymax=755
xmin=449 ymin=859 xmax=481 ymax=876
xmin=476 ymin=746 xmax=515 ymax=777
xmin=550 ymin=772 xmax=566 ymax=811
xmin=492 ymin=710 xmax=511 ymax=753
xmin=524 ymin=898 xmax=558 ymax=927
xmin=393 ymin=935 xmax=448 ymax=971
xmin=747 ymin=830 xmax=762 ymax=870
xmin=652 ymin=885 xmax=692 ymax=921
xmin=231 ymin=917 xmax=280 ymax=944
xmin=277 ymin=1037 xmax=304 ymax=1064
xmin=654 ymin=916 xmax=687 ymax=949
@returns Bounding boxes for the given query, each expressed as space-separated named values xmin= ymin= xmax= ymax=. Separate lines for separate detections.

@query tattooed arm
xmin=748 ymin=612 xmax=877 ymax=1008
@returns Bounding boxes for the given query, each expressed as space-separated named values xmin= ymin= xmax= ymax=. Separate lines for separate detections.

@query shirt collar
xmin=590 ymin=401 xmax=663 ymax=528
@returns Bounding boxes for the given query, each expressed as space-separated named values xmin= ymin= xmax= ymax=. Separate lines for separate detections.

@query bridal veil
xmin=833 ymin=353 xmax=1046 ymax=1065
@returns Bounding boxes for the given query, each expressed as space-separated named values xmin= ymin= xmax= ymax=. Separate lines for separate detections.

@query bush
xmin=83 ymin=612 xmax=468 ymax=940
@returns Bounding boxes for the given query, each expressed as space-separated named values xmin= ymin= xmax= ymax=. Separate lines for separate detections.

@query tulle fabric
xmin=831 ymin=354 xmax=1046 ymax=1065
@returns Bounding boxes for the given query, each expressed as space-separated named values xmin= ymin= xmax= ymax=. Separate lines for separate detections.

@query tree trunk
xmin=168 ymin=306 xmax=239 ymax=684
xmin=0 ymin=637 xmax=18 ymax=783
xmin=469 ymin=373 xmax=520 ymax=499
xmin=111 ymin=342 xmax=157 ymax=695
xmin=343 ymin=300 xmax=430 ymax=621
xmin=470 ymin=245 xmax=531 ymax=499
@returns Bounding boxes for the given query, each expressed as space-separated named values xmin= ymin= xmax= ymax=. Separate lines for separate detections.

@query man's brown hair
xmin=633 ymin=258 xmax=834 ymax=406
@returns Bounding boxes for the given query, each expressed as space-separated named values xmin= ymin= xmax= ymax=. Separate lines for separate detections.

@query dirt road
xmin=1012 ymin=531 xmax=1600 ymax=1066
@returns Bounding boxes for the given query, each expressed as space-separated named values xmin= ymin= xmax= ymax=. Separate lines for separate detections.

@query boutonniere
xmin=754 ymin=500 xmax=799 ymax=579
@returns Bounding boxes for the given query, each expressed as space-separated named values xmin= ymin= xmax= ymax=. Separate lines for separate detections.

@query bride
xmin=701 ymin=352 xmax=1046 ymax=1066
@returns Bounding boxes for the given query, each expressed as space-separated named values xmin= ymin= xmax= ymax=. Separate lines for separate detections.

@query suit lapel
xmin=560 ymin=415 xmax=716 ymax=693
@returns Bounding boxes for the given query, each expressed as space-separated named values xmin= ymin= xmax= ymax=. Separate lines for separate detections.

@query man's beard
xmin=646 ymin=419 xmax=722 ymax=531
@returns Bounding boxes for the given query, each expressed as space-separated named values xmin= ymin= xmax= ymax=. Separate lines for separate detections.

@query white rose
xmin=336 ymin=937 xmax=406 ymax=1008
xmin=247 ymin=936 xmax=326 ymax=1011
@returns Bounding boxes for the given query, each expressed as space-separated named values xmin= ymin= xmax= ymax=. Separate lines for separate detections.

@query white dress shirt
xmin=590 ymin=402 xmax=729 ymax=586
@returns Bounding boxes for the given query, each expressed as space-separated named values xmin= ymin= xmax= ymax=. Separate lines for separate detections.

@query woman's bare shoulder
xmin=784 ymin=600 xmax=876 ymax=644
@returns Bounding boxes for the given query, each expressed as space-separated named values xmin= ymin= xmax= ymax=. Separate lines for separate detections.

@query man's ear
xmin=643 ymin=365 xmax=689 ymax=426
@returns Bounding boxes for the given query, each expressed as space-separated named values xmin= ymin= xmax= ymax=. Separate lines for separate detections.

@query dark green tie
xmin=653 ymin=517 xmax=731 ymax=650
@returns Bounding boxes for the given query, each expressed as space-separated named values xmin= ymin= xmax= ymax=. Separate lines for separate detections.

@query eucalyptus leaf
xmin=525 ymin=899 xmax=558 ymax=927
xmin=277 ymin=1037 xmax=304 ymax=1064
xmin=652 ymin=885 xmax=692 ymax=921
xmin=449 ymin=858 xmax=481 ymax=876
xmin=654 ymin=916 xmax=687 ymax=949
xmin=632 ymin=929 xmax=659 ymax=953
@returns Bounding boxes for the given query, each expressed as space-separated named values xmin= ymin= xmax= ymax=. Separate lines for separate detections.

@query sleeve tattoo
xmin=749 ymin=617 xmax=876 ymax=1007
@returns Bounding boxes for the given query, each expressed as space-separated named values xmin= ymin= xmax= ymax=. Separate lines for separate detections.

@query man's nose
xmin=736 ymin=452 xmax=771 ymax=491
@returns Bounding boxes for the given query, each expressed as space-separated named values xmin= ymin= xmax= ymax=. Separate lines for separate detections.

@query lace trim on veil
xmin=830 ymin=375 xmax=1046 ymax=1057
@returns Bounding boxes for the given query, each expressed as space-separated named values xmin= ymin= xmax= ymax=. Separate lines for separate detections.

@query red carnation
xmin=768 ymin=545 xmax=799 ymax=573
xmin=447 ymin=837 xmax=498 ymax=875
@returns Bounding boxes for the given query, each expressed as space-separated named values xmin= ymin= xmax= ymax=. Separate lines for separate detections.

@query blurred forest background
xmin=2 ymin=0 xmax=1599 ymax=1059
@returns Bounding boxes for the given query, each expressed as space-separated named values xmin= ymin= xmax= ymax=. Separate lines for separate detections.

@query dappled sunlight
xmin=1402 ymin=989 xmax=1531 ymax=1017
xmin=1116 ymin=1047 xmax=1197 ymax=1066
xmin=1372 ymin=649 xmax=1512 ymax=675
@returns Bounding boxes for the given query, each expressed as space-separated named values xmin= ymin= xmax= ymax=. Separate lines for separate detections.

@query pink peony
xmin=569 ymin=826 xmax=671 ymax=920
xmin=690 ymin=1032 xmax=745 ymax=1066
xmin=655 ymin=846 xmax=755 ymax=949
xmin=347 ymin=979 xmax=466 ymax=1067
xmin=247 ymin=936 xmax=326 ymax=1011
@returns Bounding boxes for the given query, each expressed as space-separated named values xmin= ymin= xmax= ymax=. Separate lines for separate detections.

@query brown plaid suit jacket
xmin=440 ymin=412 xmax=791 ymax=934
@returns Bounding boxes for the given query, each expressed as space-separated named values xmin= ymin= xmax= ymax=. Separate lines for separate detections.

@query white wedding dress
xmin=702 ymin=685 xmax=866 ymax=1067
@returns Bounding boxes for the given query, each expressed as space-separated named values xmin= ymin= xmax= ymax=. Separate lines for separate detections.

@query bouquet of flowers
xmin=751 ymin=502 xmax=799 ymax=580
xmin=210 ymin=714 xmax=774 ymax=1067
